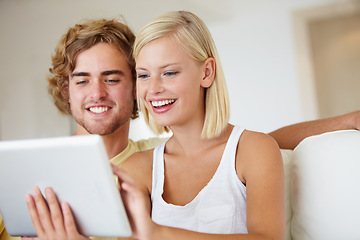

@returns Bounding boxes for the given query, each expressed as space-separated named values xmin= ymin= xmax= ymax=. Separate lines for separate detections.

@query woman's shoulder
xmin=240 ymin=129 xmax=280 ymax=151
xmin=122 ymin=149 xmax=154 ymax=189
xmin=236 ymin=129 xmax=283 ymax=181
xmin=123 ymin=148 xmax=153 ymax=170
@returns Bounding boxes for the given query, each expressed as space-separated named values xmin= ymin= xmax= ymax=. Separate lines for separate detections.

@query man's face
xmin=68 ymin=42 xmax=135 ymax=135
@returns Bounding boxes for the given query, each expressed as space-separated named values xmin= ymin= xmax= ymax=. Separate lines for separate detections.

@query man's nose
xmin=90 ymin=81 xmax=107 ymax=100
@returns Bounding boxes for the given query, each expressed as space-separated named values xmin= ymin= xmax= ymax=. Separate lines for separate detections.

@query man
xmin=45 ymin=18 xmax=165 ymax=167
xmin=1 ymin=18 xmax=359 ymax=240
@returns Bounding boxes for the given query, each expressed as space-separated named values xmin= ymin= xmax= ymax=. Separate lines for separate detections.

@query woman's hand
xmin=25 ymin=187 xmax=89 ymax=240
xmin=111 ymin=165 xmax=156 ymax=239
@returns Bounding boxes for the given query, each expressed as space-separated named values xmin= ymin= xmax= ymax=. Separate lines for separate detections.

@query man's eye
xmin=106 ymin=79 xmax=120 ymax=83
xmin=76 ymin=80 xmax=87 ymax=85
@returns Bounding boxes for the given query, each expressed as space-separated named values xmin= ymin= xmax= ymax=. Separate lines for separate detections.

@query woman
xmin=25 ymin=11 xmax=285 ymax=240
xmin=116 ymin=10 xmax=285 ymax=239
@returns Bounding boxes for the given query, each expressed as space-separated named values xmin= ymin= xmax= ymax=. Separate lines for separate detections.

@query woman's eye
xmin=163 ymin=71 xmax=178 ymax=77
xmin=137 ymin=74 xmax=149 ymax=79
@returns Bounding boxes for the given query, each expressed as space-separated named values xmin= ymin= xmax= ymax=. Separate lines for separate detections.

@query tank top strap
xmin=151 ymin=142 xmax=166 ymax=200
xmin=217 ymin=126 xmax=245 ymax=172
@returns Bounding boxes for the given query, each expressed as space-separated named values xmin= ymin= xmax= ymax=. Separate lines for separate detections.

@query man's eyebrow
xmin=102 ymin=70 xmax=124 ymax=76
xmin=71 ymin=70 xmax=125 ymax=77
xmin=71 ymin=72 xmax=90 ymax=77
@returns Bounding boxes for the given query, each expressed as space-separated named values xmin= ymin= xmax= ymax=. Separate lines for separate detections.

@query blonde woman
xmin=116 ymin=10 xmax=285 ymax=240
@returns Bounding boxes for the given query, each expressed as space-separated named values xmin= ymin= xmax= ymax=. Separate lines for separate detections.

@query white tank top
xmin=151 ymin=126 xmax=247 ymax=234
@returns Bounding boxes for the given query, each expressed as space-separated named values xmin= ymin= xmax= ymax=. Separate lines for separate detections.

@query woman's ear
xmin=201 ymin=57 xmax=216 ymax=88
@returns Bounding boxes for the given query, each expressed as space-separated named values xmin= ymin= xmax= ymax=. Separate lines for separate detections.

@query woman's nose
xmin=148 ymin=76 xmax=165 ymax=94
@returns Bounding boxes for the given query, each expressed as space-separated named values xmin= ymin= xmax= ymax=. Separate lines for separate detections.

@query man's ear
xmin=201 ymin=57 xmax=216 ymax=88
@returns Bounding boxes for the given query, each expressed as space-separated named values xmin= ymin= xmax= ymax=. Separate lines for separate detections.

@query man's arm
xmin=268 ymin=111 xmax=360 ymax=150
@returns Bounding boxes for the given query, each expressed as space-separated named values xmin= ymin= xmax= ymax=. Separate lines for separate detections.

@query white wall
xmin=0 ymin=0 xmax=349 ymax=141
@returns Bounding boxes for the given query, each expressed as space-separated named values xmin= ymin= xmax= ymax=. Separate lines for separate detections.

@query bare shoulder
xmin=240 ymin=130 xmax=280 ymax=153
xmin=237 ymin=130 xmax=283 ymax=182
xmin=121 ymin=149 xmax=154 ymax=190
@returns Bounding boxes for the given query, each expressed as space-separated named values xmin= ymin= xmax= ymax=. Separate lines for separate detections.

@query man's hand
xmin=25 ymin=187 xmax=89 ymax=240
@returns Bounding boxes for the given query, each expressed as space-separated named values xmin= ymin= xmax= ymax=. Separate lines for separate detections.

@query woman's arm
xmin=268 ymin=110 xmax=360 ymax=149
xmin=239 ymin=131 xmax=285 ymax=240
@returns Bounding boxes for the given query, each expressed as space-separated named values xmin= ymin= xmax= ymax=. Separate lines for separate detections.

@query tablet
xmin=0 ymin=134 xmax=132 ymax=237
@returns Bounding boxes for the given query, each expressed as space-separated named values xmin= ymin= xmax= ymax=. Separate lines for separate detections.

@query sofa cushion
xmin=291 ymin=130 xmax=360 ymax=240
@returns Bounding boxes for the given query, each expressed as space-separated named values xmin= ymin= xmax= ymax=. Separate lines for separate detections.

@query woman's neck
xmin=167 ymin=123 xmax=232 ymax=157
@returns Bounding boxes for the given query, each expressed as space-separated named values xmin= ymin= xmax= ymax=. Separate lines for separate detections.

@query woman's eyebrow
xmin=135 ymin=63 xmax=179 ymax=71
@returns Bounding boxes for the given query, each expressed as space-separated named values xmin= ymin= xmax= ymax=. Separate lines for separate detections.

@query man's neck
xmin=73 ymin=124 xmax=130 ymax=160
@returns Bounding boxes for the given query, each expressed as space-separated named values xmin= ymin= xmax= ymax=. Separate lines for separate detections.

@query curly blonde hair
xmin=48 ymin=18 xmax=138 ymax=119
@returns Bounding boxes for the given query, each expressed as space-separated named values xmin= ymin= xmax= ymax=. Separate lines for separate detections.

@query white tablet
xmin=0 ymin=134 xmax=132 ymax=237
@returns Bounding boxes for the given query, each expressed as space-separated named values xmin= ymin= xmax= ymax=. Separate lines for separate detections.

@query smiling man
xmin=46 ymin=19 xmax=165 ymax=164
xmin=68 ymin=42 xmax=136 ymax=158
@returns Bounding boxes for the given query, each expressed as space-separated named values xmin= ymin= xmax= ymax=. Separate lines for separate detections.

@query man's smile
xmin=87 ymin=106 xmax=112 ymax=113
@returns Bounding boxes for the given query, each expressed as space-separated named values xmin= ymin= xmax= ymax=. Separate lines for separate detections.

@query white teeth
xmin=89 ymin=107 xmax=109 ymax=113
xmin=151 ymin=99 xmax=175 ymax=107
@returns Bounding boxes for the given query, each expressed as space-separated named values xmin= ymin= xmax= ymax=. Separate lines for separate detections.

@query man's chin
xmin=87 ymin=129 xmax=115 ymax=136
xmin=82 ymin=125 xmax=120 ymax=136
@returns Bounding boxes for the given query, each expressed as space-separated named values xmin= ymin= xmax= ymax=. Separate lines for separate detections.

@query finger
xmin=31 ymin=187 xmax=55 ymax=232
xmin=44 ymin=188 xmax=66 ymax=232
xmin=111 ymin=164 xmax=135 ymax=187
xmin=111 ymin=164 xmax=144 ymax=198
xmin=61 ymin=201 xmax=81 ymax=236
xmin=25 ymin=194 xmax=45 ymax=237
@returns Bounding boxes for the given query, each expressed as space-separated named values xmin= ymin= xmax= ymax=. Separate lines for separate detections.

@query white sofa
xmin=282 ymin=129 xmax=360 ymax=240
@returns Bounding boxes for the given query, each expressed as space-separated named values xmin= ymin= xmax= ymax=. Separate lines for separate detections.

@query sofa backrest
xmin=290 ymin=130 xmax=360 ymax=240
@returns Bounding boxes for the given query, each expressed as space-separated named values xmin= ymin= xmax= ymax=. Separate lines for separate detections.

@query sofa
xmin=282 ymin=129 xmax=360 ymax=240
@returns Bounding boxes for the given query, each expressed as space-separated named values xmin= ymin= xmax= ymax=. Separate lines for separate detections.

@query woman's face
xmin=135 ymin=36 xmax=208 ymax=128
